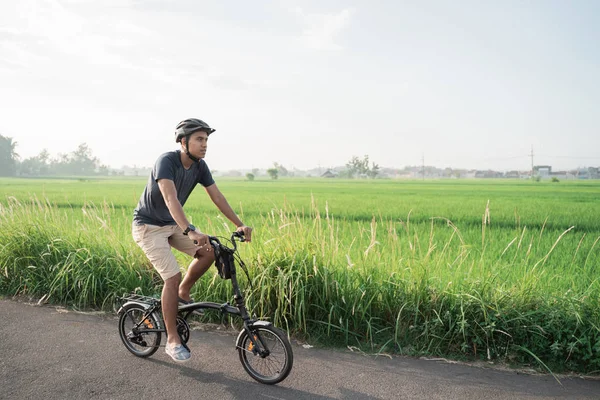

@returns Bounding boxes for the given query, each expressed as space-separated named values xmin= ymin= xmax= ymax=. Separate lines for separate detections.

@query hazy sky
xmin=1 ymin=0 xmax=599 ymax=172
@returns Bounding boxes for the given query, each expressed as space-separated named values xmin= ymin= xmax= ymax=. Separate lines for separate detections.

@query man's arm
xmin=157 ymin=179 xmax=209 ymax=246
xmin=205 ymin=183 xmax=253 ymax=241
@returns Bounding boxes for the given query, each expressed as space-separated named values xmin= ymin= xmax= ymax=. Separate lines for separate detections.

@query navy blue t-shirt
xmin=133 ymin=150 xmax=215 ymax=226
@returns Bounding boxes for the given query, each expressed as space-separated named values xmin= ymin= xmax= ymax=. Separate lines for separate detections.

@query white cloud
xmin=293 ymin=7 xmax=355 ymax=51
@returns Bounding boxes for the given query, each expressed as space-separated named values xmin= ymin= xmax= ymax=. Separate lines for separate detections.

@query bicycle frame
xmin=118 ymin=233 xmax=272 ymax=357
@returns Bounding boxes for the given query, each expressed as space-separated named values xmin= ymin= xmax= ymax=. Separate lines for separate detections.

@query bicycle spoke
xmin=241 ymin=327 xmax=289 ymax=381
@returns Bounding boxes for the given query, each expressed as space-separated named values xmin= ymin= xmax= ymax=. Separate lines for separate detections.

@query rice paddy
xmin=1 ymin=177 xmax=599 ymax=373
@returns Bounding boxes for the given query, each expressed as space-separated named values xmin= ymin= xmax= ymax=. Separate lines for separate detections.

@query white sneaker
xmin=165 ymin=343 xmax=191 ymax=363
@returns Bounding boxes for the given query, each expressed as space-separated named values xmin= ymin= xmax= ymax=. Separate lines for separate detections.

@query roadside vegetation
xmin=1 ymin=178 xmax=599 ymax=374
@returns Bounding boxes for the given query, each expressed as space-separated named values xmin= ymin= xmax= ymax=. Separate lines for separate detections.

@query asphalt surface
xmin=1 ymin=299 xmax=599 ymax=400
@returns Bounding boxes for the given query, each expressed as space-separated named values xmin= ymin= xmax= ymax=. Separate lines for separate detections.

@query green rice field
xmin=1 ymin=177 xmax=599 ymax=373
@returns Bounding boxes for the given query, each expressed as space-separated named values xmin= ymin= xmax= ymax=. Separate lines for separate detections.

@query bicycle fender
xmin=236 ymin=321 xmax=272 ymax=347
xmin=117 ymin=301 xmax=151 ymax=315
xmin=117 ymin=301 xmax=163 ymax=331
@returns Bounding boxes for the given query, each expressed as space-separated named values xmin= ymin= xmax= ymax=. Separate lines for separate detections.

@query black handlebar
xmin=194 ymin=232 xmax=245 ymax=251
xmin=232 ymin=231 xmax=246 ymax=242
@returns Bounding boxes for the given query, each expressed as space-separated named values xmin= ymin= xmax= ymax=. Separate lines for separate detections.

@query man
xmin=132 ymin=118 xmax=252 ymax=362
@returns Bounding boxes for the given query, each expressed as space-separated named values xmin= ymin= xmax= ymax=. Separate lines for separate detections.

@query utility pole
xmin=530 ymin=145 xmax=534 ymax=179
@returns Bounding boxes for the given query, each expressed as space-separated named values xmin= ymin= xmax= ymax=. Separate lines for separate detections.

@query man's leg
xmin=169 ymin=230 xmax=216 ymax=301
xmin=163 ymin=272 xmax=182 ymax=346
xmin=179 ymin=251 xmax=215 ymax=301
xmin=132 ymin=223 xmax=190 ymax=361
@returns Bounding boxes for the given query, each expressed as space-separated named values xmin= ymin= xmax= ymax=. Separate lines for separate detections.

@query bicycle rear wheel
xmin=237 ymin=325 xmax=293 ymax=384
xmin=118 ymin=303 xmax=161 ymax=357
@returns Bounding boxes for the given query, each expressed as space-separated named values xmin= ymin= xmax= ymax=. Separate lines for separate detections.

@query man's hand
xmin=189 ymin=230 xmax=212 ymax=252
xmin=236 ymin=225 xmax=253 ymax=242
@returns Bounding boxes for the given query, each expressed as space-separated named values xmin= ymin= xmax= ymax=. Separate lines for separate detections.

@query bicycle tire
xmin=237 ymin=325 xmax=293 ymax=384
xmin=118 ymin=303 xmax=162 ymax=357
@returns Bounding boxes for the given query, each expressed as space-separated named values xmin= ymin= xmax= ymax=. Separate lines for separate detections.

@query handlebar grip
xmin=196 ymin=237 xmax=219 ymax=245
xmin=233 ymin=231 xmax=245 ymax=241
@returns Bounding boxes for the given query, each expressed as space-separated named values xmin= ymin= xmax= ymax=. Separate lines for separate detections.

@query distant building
xmin=534 ymin=165 xmax=552 ymax=177
xmin=519 ymin=171 xmax=532 ymax=179
xmin=550 ymin=171 xmax=570 ymax=179
xmin=475 ymin=170 xmax=503 ymax=178
xmin=321 ymin=169 xmax=337 ymax=178
xmin=463 ymin=170 xmax=477 ymax=179
xmin=574 ymin=167 xmax=600 ymax=180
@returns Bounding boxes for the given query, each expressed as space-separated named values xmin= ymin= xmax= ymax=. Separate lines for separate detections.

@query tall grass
xmin=1 ymin=191 xmax=599 ymax=373
xmin=237 ymin=197 xmax=600 ymax=374
xmin=0 ymin=196 xmax=157 ymax=308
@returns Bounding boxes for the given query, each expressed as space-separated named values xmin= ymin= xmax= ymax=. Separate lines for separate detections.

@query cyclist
xmin=132 ymin=118 xmax=253 ymax=363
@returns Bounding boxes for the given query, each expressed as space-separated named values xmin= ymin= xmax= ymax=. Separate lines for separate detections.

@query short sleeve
xmin=198 ymin=160 xmax=215 ymax=187
xmin=154 ymin=153 xmax=177 ymax=182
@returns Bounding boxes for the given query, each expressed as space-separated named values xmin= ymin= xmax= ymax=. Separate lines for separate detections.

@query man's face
xmin=183 ymin=131 xmax=209 ymax=159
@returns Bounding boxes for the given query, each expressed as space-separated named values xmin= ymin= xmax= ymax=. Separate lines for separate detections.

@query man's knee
xmin=194 ymin=249 xmax=216 ymax=262
xmin=164 ymin=272 xmax=182 ymax=286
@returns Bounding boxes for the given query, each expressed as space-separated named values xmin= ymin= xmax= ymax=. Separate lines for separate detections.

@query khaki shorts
xmin=132 ymin=222 xmax=200 ymax=281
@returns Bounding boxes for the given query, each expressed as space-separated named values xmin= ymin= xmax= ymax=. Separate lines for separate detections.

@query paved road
xmin=1 ymin=299 xmax=599 ymax=399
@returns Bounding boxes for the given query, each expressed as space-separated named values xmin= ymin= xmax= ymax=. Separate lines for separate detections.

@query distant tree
xmin=19 ymin=149 xmax=51 ymax=176
xmin=345 ymin=155 xmax=379 ymax=178
xmin=51 ymin=143 xmax=101 ymax=175
xmin=551 ymin=177 xmax=559 ymax=183
xmin=98 ymin=164 xmax=110 ymax=176
xmin=50 ymin=152 xmax=71 ymax=175
xmin=337 ymin=169 xmax=353 ymax=179
xmin=19 ymin=159 xmax=35 ymax=176
xmin=246 ymin=173 xmax=255 ymax=181
xmin=273 ymin=162 xmax=288 ymax=177
xmin=252 ymin=168 xmax=259 ymax=177
xmin=0 ymin=134 xmax=19 ymax=176
xmin=38 ymin=148 xmax=50 ymax=166
xmin=345 ymin=156 xmax=359 ymax=178
xmin=267 ymin=168 xmax=279 ymax=180
xmin=71 ymin=143 xmax=99 ymax=175
xmin=367 ymin=162 xmax=380 ymax=179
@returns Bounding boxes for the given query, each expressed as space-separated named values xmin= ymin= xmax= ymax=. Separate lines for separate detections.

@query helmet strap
xmin=184 ymin=136 xmax=200 ymax=163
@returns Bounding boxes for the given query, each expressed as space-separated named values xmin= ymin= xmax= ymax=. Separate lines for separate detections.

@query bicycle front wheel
xmin=237 ymin=325 xmax=293 ymax=384
xmin=118 ymin=303 xmax=162 ymax=357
